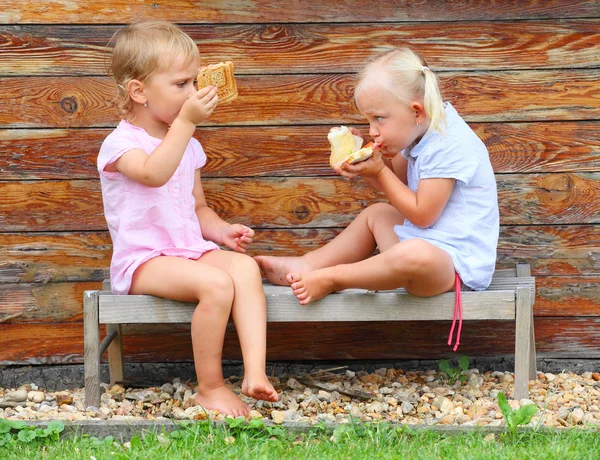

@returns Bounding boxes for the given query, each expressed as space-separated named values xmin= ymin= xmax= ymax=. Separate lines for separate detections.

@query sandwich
xmin=328 ymin=126 xmax=374 ymax=168
xmin=197 ymin=61 xmax=238 ymax=104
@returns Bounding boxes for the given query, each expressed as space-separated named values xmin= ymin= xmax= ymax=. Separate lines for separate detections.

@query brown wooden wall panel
xmin=1 ymin=225 xmax=600 ymax=284
xmin=2 ymin=71 xmax=600 ymax=128
xmin=2 ymin=123 xmax=600 ymax=181
xmin=2 ymin=1 xmax=598 ymax=25
xmin=1 ymin=175 xmax=599 ymax=232
xmin=0 ymin=281 xmax=99 ymax=323
xmin=2 ymin=20 xmax=600 ymax=76
xmin=1 ymin=317 xmax=599 ymax=365
xmin=1 ymin=2 xmax=599 ymax=366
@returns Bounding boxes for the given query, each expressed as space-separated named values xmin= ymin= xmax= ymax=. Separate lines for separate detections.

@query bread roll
xmin=197 ymin=61 xmax=238 ymax=103
xmin=328 ymin=126 xmax=373 ymax=167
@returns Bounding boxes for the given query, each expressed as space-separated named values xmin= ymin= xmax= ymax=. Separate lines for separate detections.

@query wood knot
xmin=293 ymin=205 xmax=310 ymax=222
xmin=60 ymin=96 xmax=78 ymax=114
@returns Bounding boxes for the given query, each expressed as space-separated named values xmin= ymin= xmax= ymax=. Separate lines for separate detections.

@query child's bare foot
xmin=287 ymin=271 xmax=335 ymax=305
xmin=194 ymin=384 xmax=250 ymax=417
xmin=242 ymin=375 xmax=279 ymax=402
xmin=254 ymin=255 xmax=313 ymax=285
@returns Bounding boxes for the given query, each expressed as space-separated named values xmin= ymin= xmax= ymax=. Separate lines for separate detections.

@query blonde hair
xmin=355 ymin=47 xmax=446 ymax=134
xmin=108 ymin=20 xmax=200 ymax=119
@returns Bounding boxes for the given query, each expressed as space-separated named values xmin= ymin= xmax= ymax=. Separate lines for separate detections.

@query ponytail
xmin=421 ymin=65 xmax=446 ymax=134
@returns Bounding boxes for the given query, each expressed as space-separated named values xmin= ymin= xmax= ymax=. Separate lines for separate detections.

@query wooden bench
xmin=83 ymin=264 xmax=536 ymax=408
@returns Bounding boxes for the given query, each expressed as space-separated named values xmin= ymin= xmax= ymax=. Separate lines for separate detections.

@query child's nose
xmin=369 ymin=124 xmax=379 ymax=139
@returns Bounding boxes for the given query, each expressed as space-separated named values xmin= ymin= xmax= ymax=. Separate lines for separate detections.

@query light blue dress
xmin=394 ymin=103 xmax=499 ymax=290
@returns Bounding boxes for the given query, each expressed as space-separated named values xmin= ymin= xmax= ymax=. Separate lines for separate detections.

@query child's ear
xmin=412 ymin=102 xmax=427 ymax=125
xmin=127 ymin=79 xmax=147 ymax=105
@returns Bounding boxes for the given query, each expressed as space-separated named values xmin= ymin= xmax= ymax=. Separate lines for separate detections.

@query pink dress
xmin=97 ymin=120 xmax=220 ymax=295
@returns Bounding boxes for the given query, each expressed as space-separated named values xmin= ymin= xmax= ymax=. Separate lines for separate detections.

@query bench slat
xmin=99 ymin=290 xmax=517 ymax=323
xmin=101 ymin=275 xmax=535 ymax=295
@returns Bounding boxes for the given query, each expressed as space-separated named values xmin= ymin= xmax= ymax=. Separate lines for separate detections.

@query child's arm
xmin=192 ymin=170 xmax=254 ymax=252
xmin=109 ymin=86 xmax=218 ymax=187
xmin=340 ymin=151 xmax=453 ymax=228
xmin=359 ymin=153 xmax=409 ymax=192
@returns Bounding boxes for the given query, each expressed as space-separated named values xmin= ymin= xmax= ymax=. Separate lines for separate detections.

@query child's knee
xmin=365 ymin=202 xmax=396 ymax=216
xmin=198 ymin=271 xmax=234 ymax=308
xmin=386 ymin=240 xmax=436 ymax=274
xmin=231 ymin=253 xmax=262 ymax=279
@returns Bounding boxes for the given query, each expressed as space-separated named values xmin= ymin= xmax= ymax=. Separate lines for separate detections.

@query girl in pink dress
xmin=98 ymin=20 xmax=278 ymax=416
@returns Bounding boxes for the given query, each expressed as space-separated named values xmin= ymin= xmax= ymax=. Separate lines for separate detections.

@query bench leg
xmin=514 ymin=286 xmax=532 ymax=400
xmin=83 ymin=290 xmax=101 ymax=408
xmin=516 ymin=264 xmax=537 ymax=380
xmin=528 ymin=303 xmax=537 ymax=380
xmin=106 ymin=324 xmax=124 ymax=385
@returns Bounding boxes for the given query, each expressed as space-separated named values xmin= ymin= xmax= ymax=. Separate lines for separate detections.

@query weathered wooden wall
xmin=1 ymin=1 xmax=599 ymax=365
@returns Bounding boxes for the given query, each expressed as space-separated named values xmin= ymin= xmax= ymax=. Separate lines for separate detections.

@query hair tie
xmin=421 ymin=66 xmax=430 ymax=75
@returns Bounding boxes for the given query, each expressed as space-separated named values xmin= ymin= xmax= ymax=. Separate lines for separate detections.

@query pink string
xmin=447 ymin=272 xmax=463 ymax=352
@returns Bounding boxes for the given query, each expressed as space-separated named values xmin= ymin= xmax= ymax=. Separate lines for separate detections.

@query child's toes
xmin=286 ymin=273 xmax=300 ymax=284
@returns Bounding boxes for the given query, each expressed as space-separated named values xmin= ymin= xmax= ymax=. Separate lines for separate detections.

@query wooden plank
xmin=514 ymin=287 xmax=534 ymax=399
xmin=1 ymin=225 xmax=599 ymax=285
xmin=1 ymin=71 xmax=600 ymax=128
xmin=2 ymin=20 xmax=600 ymax=76
xmin=0 ymin=232 xmax=110 ymax=283
xmin=83 ymin=290 xmax=100 ymax=407
xmin=2 ymin=122 xmax=600 ymax=181
xmin=98 ymin=289 xmax=517 ymax=324
xmin=0 ymin=281 xmax=99 ymax=323
xmin=2 ymin=317 xmax=600 ymax=365
xmin=1 ymin=174 xmax=599 ymax=232
xmin=2 ymin=1 xmax=597 ymax=24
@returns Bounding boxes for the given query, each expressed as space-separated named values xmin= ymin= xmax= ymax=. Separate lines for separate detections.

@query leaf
xmin=17 ymin=429 xmax=37 ymax=443
xmin=225 ymin=417 xmax=245 ymax=429
xmin=458 ymin=356 xmax=470 ymax=371
xmin=130 ymin=435 xmax=142 ymax=449
xmin=438 ymin=359 xmax=451 ymax=374
xmin=247 ymin=418 xmax=266 ymax=430
xmin=0 ymin=420 xmax=11 ymax=434
xmin=497 ymin=392 xmax=513 ymax=419
xmin=46 ymin=421 xmax=65 ymax=434
xmin=6 ymin=420 xmax=27 ymax=430
xmin=513 ymin=404 xmax=539 ymax=426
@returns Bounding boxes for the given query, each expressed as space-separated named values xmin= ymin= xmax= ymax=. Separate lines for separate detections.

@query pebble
xmin=0 ymin=369 xmax=598 ymax=428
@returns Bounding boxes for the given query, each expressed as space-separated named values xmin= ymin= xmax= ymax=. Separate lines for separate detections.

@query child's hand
xmin=222 ymin=224 xmax=255 ymax=253
xmin=334 ymin=144 xmax=385 ymax=180
xmin=178 ymin=85 xmax=219 ymax=126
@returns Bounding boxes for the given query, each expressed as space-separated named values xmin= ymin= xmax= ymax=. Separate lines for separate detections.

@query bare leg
xmin=255 ymin=203 xmax=404 ymax=284
xmin=288 ymin=239 xmax=456 ymax=304
xmin=130 ymin=255 xmax=250 ymax=417
xmin=200 ymin=251 xmax=278 ymax=402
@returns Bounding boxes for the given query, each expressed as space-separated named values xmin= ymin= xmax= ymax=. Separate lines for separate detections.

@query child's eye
xmin=375 ymin=116 xmax=385 ymax=121
xmin=177 ymin=81 xmax=186 ymax=87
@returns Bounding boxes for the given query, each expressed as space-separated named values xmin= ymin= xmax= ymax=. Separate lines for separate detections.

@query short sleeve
xmin=418 ymin=136 xmax=479 ymax=186
xmin=190 ymin=137 xmax=207 ymax=170
xmin=97 ymin=126 xmax=145 ymax=180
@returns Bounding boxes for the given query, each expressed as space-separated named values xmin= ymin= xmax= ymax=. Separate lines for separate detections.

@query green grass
xmin=0 ymin=420 xmax=599 ymax=460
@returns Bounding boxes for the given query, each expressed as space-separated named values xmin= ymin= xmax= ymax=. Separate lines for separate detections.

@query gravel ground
xmin=1 ymin=368 xmax=599 ymax=428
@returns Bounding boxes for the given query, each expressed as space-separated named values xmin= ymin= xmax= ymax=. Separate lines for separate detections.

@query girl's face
xmin=142 ymin=53 xmax=201 ymax=127
xmin=355 ymin=82 xmax=425 ymax=155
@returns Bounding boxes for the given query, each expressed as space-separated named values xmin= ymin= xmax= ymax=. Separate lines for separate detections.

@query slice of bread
xmin=328 ymin=126 xmax=373 ymax=167
xmin=197 ymin=61 xmax=238 ymax=103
